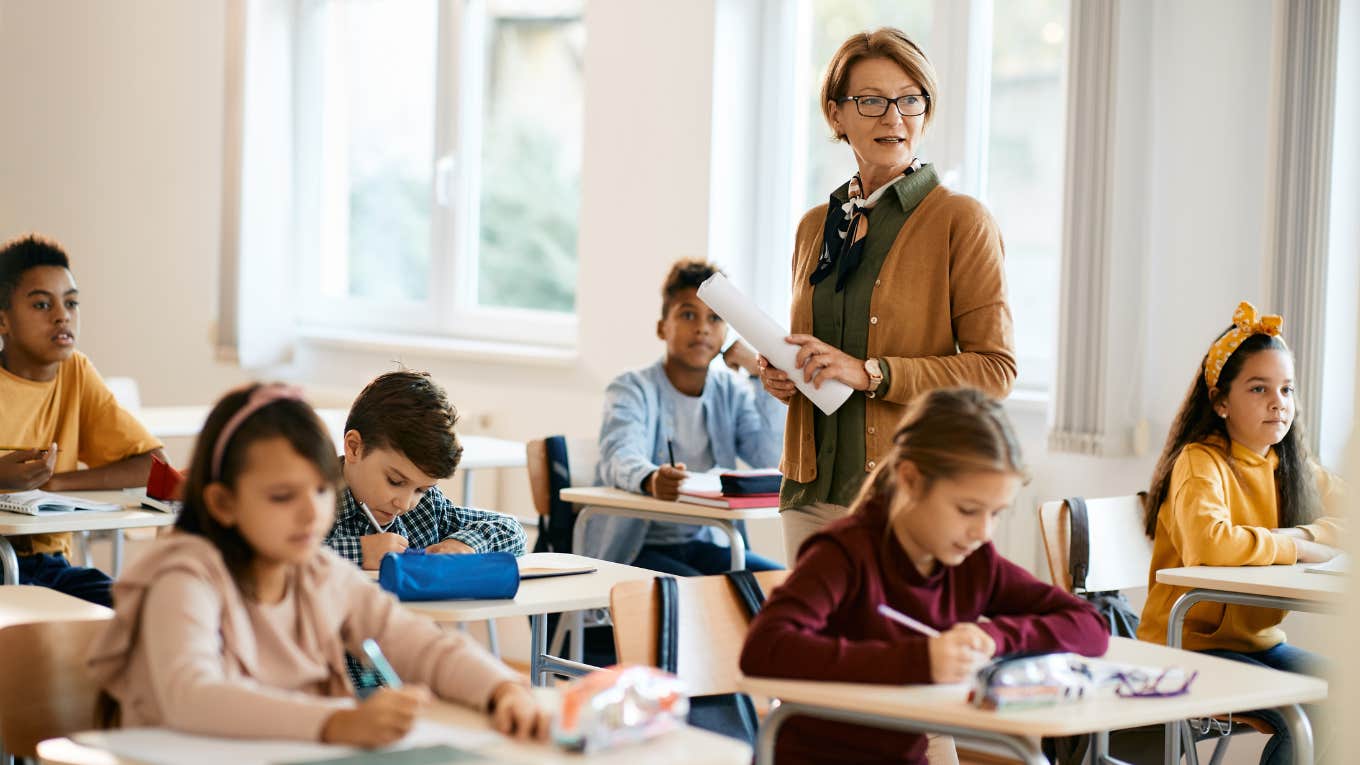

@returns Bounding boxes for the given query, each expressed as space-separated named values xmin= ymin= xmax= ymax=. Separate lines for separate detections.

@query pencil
xmin=667 ymin=439 xmax=676 ymax=467
xmin=877 ymin=603 xmax=942 ymax=638
xmin=360 ymin=638 xmax=404 ymax=689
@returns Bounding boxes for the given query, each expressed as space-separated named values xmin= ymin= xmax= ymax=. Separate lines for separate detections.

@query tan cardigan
xmin=782 ymin=185 xmax=1016 ymax=482
xmin=87 ymin=534 xmax=521 ymax=741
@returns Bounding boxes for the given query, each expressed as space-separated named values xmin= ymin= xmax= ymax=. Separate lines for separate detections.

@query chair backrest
xmin=525 ymin=436 xmax=600 ymax=518
xmin=610 ymin=571 xmax=789 ymax=697
xmin=1038 ymin=495 xmax=1152 ymax=593
xmin=0 ymin=618 xmax=111 ymax=757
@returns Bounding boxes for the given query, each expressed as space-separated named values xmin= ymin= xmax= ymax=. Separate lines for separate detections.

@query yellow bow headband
xmin=1204 ymin=301 xmax=1286 ymax=388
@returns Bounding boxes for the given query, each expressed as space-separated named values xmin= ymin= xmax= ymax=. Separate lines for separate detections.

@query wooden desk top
xmin=0 ymin=491 xmax=175 ymax=536
xmin=1155 ymin=564 xmax=1345 ymax=604
xmin=37 ymin=689 xmax=750 ymax=765
xmin=560 ymin=487 xmax=779 ymax=521
xmin=388 ymin=553 xmax=658 ymax=623
xmin=738 ymin=637 xmax=1327 ymax=738
xmin=0 ymin=585 xmax=112 ymax=629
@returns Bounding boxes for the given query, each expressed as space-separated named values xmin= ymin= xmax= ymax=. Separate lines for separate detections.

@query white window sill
xmin=1004 ymin=387 xmax=1051 ymax=417
xmin=298 ymin=325 xmax=579 ymax=368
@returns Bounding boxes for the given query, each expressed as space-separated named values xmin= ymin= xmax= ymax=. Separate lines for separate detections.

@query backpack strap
xmin=655 ymin=576 xmax=680 ymax=674
xmin=725 ymin=570 xmax=766 ymax=620
xmin=1066 ymin=496 xmax=1091 ymax=593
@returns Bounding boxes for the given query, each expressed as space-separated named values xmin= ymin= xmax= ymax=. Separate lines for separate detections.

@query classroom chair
xmin=0 ymin=617 xmax=111 ymax=762
xmin=610 ymin=570 xmax=788 ymax=743
xmin=1038 ymin=497 xmax=1271 ymax=765
xmin=526 ymin=436 xmax=604 ymax=662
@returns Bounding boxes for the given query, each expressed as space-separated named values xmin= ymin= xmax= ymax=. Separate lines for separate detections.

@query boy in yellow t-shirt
xmin=0 ymin=233 xmax=164 ymax=606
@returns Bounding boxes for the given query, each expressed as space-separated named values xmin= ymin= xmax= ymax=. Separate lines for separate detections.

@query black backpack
xmin=654 ymin=571 xmax=767 ymax=743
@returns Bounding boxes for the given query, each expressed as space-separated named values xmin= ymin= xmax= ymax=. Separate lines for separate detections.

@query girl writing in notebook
xmin=88 ymin=383 xmax=548 ymax=747
xmin=740 ymin=388 xmax=1107 ymax=765
xmin=1137 ymin=302 xmax=1343 ymax=765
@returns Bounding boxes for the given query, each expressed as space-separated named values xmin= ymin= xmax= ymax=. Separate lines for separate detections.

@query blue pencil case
xmin=377 ymin=551 xmax=520 ymax=601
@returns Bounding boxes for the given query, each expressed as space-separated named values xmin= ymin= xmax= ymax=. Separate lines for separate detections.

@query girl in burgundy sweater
xmin=740 ymin=388 xmax=1108 ymax=764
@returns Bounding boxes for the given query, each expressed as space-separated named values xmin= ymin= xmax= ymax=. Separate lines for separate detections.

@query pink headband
xmin=211 ymin=383 xmax=306 ymax=480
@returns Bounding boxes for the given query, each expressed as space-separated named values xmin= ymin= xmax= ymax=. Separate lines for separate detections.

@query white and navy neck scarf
xmin=811 ymin=158 xmax=921 ymax=291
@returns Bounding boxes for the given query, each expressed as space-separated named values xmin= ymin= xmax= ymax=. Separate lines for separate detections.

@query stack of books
xmin=677 ymin=469 xmax=781 ymax=509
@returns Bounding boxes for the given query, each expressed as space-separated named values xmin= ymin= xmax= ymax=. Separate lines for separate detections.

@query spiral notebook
xmin=0 ymin=490 xmax=122 ymax=516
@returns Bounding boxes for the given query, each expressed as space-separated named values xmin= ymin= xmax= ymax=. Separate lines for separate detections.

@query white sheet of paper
xmin=697 ymin=274 xmax=854 ymax=415
xmin=74 ymin=720 xmax=501 ymax=765
xmin=1305 ymin=553 xmax=1349 ymax=575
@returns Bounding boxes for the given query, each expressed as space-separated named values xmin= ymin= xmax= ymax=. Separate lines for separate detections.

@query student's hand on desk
xmin=722 ymin=340 xmax=760 ymax=376
xmin=360 ymin=532 xmax=409 ymax=569
xmin=322 ymin=686 xmax=431 ymax=747
xmin=787 ymin=335 xmax=871 ymax=390
xmin=489 ymin=682 xmax=550 ymax=741
xmin=646 ymin=463 xmax=689 ymax=501
xmin=427 ymin=539 xmax=475 ymax=555
xmin=1290 ymin=537 xmax=1342 ymax=564
xmin=756 ymin=356 xmax=796 ymax=404
xmin=0 ymin=444 xmax=57 ymax=491
xmin=928 ymin=623 xmax=996 ymax=683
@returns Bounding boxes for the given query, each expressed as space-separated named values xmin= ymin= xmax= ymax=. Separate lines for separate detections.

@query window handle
xmin=435 ymin=154 xmax=457 ymax=207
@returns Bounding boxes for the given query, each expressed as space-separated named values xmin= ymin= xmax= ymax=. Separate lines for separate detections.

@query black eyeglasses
xmin=838 ymin=94 xmax=930 ymax=118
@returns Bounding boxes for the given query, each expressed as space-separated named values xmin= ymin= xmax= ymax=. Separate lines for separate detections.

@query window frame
xmin=294 ymin=0 xmax=581 ymax=350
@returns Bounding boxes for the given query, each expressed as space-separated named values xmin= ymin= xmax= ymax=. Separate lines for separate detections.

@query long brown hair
xmin=176 ymin=383 xmax=341 ymax=597
xmin=851 ymin=388 xmax=1028 ymax=515
xmin=1143 ymin=330 xmax=1319 ymax=538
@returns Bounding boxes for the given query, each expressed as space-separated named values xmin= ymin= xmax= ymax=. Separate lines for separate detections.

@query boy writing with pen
xmin=324 ymin=370 xmax=526 ymax=570
xmin=0 ymin=233 xmax=166 ymax=605
xmin=740 ymin=389 xmax=1107 ymax=765
xmin=583 ymin=259 xmax=784 ymax=576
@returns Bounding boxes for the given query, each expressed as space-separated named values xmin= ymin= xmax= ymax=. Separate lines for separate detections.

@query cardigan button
xmin=870 ymin=316 xmax=879 ymax=325
xmin=867 ymin=426 xmax=876 ymax=435
xmin=874 ymin=279 xmax=881 ymax=287
xmin=867 ymin=460 xmax=876 ymax=469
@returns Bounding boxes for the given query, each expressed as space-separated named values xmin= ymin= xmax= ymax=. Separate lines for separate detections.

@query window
xmin=295 ymin=0 xmax=584 ymax=346
xmin=785 ymin=0 xmax=1067 ymax=391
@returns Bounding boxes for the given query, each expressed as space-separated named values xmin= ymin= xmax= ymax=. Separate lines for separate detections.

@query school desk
xmin=737 ymin=636 xmax=1326 ymax=765
xmin=140 ymin=405 xmax=527 ymax=504
xmin=0 ymin=492 xmax=176 ymax=585
xmin=1155 ymin=563 xmax=1343 ymax=762
xmin=560 ymin=487 xmax=778 ymax=571
xmin=0 ymin=585 xmax=111 ymax=630
xmin=36 ymin=689 xmax=751 ymax=765
xmin=383 ymin=552 xmax=657 ymax=687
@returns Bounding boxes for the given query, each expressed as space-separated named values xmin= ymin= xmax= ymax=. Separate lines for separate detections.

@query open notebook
xmin=0 ymin=490 xmax=122 ymax=516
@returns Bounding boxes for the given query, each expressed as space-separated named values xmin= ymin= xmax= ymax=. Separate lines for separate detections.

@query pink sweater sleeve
xmin=978 ymin=550 xmax=1110 ymax=657
xmin=337 ymin=564 xmax=523 ymax=709
xmin=141 ymin=572 xmax=351 ymax=740
xmin=739 ymin=537 xmax=932 ymax=684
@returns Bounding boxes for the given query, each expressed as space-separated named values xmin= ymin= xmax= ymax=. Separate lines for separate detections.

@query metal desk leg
xmin=1166 ymin=589 xmax=1325 ymax=765
xmin=755 ymin=701 xmax=1048 ymax=765
xmin=111 ymin=529 xmax=125 ymax=576
xmin=462 ymin=470 xmax=475 ymax=505
xmin=0 ymin=536 xmax=18 ymax=585
xmin=530 ymin=612 xmax=548 ymax=687
xmin=717 ymin=521 xmax=745 ymax=571
xmin=1280 ymin=703 xmax=1313 ymax=765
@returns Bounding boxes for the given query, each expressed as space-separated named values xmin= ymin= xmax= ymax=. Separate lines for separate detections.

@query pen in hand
xmin=361 ymin=638 xmax=404 ymax=689
xmin=358 ymin=501 xmax=386 ymax=534
xmin=877 ymin=603 xmax=942 ymax=638
xmin=667 ymin=439 xmax=677 ymax=468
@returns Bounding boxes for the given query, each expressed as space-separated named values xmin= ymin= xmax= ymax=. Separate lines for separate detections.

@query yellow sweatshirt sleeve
xmin=1166 ymin=470 xmax=1296 ymax=567
xmin=1298 ymin=466 xmax=1346 ymax=546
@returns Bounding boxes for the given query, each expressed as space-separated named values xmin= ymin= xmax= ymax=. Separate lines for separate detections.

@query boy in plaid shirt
xmin=326 ymin=371 xmax=525 ymax=690
xmin=325 ymin=370 xmax=526 ymax=568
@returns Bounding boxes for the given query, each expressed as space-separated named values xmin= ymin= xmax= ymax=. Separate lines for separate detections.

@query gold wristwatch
xmin=864 ymin=358 xmax=884 ymax=398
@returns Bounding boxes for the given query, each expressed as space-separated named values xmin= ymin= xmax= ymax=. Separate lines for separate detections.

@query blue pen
xmin=361 ymin=638 xmax=404 ymax=689
xmin=403 ymin=547 xmax=426 ymax=555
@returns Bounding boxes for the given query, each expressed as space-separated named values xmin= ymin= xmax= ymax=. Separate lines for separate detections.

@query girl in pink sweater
xmin=89 ymin=383 xmax=547 ymax=747
xmin=740 ymin=388 xmax=1107 ymax=764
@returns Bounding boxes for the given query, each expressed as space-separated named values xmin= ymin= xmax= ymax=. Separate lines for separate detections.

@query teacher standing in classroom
xmin=759 ymin=27 xmax=1016 ymax=561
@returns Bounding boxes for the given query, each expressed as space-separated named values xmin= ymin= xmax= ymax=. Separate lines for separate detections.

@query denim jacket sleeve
xmin=733 ymin=373 xmax=786 ymax=470
xmin=597 ymin=372 xmax=661 ymax=493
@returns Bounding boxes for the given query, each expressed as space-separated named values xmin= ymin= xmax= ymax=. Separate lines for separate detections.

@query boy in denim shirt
xmin=583 ymin=260 xmax=783 ymax=575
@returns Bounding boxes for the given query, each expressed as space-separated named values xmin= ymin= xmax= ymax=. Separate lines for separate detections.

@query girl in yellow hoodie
xmin=1138 ymin=302 xmax=1342 ymax=765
